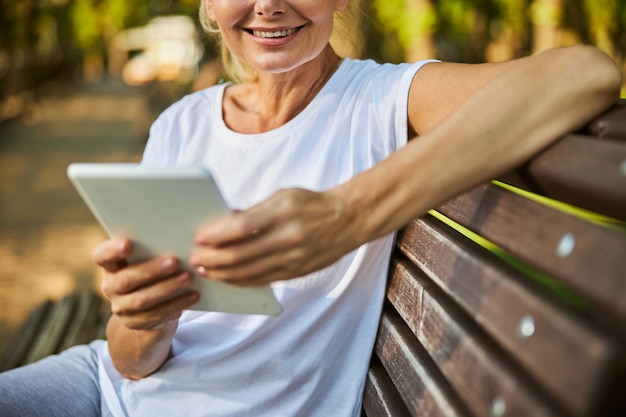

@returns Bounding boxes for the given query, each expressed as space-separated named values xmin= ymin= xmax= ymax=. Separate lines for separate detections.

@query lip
xmin=244 ymin=25 xmax=304 ymax=46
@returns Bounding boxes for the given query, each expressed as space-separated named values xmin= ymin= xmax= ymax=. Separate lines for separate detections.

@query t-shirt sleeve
xmin=140 ymin=99 xmax=187 ymax=166
xmin=364 ymin=59 xmax=439 ymax=153
xmin=141 ymin=117 xmax=167 ymax=166
xmin=392 ymin=59 xmax=439 ymax=149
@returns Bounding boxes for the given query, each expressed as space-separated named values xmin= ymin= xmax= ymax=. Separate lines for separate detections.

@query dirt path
xmin=0 ymin=81 xmax=153 ymax=350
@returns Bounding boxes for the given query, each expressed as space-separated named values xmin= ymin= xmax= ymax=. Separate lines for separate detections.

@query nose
xmin=254 ymin=0 xmax=285 ymax=17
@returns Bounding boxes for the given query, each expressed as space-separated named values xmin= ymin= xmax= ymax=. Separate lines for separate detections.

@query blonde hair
xmin=199 ymin=1 xmax=365 ymax=84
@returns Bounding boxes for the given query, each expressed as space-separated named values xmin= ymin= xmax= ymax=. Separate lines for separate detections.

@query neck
xmin=223 ymin=46 xmax=342 ymax=134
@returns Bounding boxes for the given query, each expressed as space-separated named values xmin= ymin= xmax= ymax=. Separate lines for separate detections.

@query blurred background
xmin=1 ymin=0 xmax=625 ymax=349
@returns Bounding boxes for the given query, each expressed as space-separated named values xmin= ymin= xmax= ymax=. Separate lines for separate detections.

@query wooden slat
xmin=587 ymin=101 xmax=626 ymax=139
xmin=0 ymin=301 xmax=52 ymax=372
xmin=363 ymin=362 xmax=411 ymax=417
xmin=398 ymin=216 xmax=625 ymax=416
xmin=59 ymin=291 xmax=107 ymax=351
xmin=95 ymin=299 xmax=111 ymax=340
xmin=597 ymin=379 xmax=626 ymax=416
xmin=500 ymin=134 xmax=626 ymax=221
xmin=388 ymin=257 xmax=567 ymax=417
xmin=0 ymin=291 xmax=111 ymax=373
xmin=23 ymin=293 xmax=78 ymax=364
xmin=436 ymin=182 xmax=626 ymax=319
xmin=375 ymin=304 xmax=470 ymax=417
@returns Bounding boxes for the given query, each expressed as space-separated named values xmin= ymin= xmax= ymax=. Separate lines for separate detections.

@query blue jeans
xmin=0 ymin=340 xmax=112 ymax=417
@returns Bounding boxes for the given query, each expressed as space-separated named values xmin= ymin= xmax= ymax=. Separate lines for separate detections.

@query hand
xmin=93 ymin=238 xmax=199 ymax=330
xmin=190 ymin=188 xmax=358 ymax=286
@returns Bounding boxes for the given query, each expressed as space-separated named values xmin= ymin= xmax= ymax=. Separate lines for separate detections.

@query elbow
xmin=566 ymin=44 xmax=623 ymax=106
xmin=112 ymin=359 xmax=160 ymax=381
xmin=117 ymin=369 xmax=145 ymax=381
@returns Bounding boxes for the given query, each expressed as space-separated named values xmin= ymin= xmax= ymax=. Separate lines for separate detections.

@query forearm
xmin=336 ymin=46 xmax=622 ymax=243
xmin=106 ymin=314 xmax=178 ymax=380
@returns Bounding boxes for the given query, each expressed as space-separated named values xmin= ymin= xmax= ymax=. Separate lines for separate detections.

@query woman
xmin=0 ymin=0 xmax=621 ymax=416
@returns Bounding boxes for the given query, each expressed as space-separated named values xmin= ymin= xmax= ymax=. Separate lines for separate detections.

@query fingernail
xmin=177 ymin=272 xmax=192 ymax=284
xmin=163 ymin=257 xmax=176 ymax=269
xmin=188 ymin=291 xmax=200 ymax=303
xmin=196 ymin=266 xmax=207 ymax=275
xmin=194 ymin=230 xmax=211 ymax=244
xmin=117 ymin=240 xmax=128 ymax=252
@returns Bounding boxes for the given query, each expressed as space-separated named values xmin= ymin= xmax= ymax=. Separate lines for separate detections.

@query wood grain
xmin=397 ymin=215 xmax=625 ymax=416
xmin=387 ymin=257 xmax=567 ymax=417
xmin=374 ymin=304 xmax=470 ymax=417
xmin=436 ymin=182 xmax=626 ymax=319
xmin=500 ymin=134 xmax=626 ymax=221
xmin=363 ymin=362 xmax=412 ymax=417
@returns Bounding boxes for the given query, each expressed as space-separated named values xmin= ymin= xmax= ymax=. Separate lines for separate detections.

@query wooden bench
xmin=0 ymin=291 xmax=110 ymax=371
xmin=1 ymin=102 xmax=625 ymax=416
xmin=363 ymin=101 xmax=626 ymax=417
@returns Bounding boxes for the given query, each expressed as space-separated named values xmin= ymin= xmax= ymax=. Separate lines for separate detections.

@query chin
xmin=252 ymin=54 xmax=322 ymax=75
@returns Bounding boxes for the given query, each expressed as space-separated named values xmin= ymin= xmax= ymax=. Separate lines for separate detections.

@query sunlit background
xmin=1 ymin=0 xmax=625 ymax=348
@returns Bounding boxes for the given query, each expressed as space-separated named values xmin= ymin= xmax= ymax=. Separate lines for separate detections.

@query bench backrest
xmin=363 ymin=101 xmax=626 ymax=417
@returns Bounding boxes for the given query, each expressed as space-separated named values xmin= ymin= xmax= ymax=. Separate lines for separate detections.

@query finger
xmin=190 ymin=224 xmax=280 ymax=270
xmin=197 ymin=247 xmax=319 ymax=286
xmin=118 ymin=290 xmax=200 ymax=331
xmin=194 ymin=234 xmax=325 ymax=286
xmin=191 ymin=191 xmax=308 ymax=266
xmin=92 ymin=238 xmax=132 ymax=273
xmin=111 ymin=270 xmax=195 ymax=315
xmin=191 ymin=194 xmax=333 ymax=271
xmin=102 ymin=256 xmax=182 ymax=297
xmin=194 ymin=202 xmax=277 ymax=246
xmin=190 ymin=207 xmax=325 ymax=275
xmin=193 ymin=227 xmax=346 ymax=286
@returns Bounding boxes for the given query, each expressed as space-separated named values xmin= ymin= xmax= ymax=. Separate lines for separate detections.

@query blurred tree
xmin=367 ymin=0 xmax=625 ymax=94
xmin=486 ymin=0 xmax=531 ymax=61
xmin=1 ymin=0 xmax=625 ymax=103
xmin=530 ymin=0 xmax=565 ymax=52
xmin=371 ymin=0 xmax=437 ymax=62
xmin=579 ymin=0 xmax=624 ymax=63
xmin=0 ymin=0 xmax=38 ymax=93
xmin=0 ymin=0 xmax=207 ymax=103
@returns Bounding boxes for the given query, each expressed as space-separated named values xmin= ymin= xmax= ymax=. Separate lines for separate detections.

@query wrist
xmin=329 ymin=144 xmax=440 ymax=244
xmin=107 ymin=315 xmax=178 ymax=379
xmin=327 ymin=176 xmax=396 ymax=246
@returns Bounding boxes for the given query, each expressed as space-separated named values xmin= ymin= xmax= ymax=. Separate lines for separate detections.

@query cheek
xmin=208 ymin=0 xmax=247 ymax=28
xmin=311 ymin=9 xmax=336 ymax=37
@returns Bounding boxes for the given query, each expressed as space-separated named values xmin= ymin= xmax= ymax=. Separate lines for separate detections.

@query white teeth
xmin=252 ymin=28 xmax=297 ymax=38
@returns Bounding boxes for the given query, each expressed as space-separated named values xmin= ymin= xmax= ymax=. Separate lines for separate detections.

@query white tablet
xmin=67 ymin=163 xmax=282 ymax=315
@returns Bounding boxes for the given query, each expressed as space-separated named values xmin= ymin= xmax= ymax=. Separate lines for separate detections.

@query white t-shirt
xmin=98 ymin=58 xmax=435 ymax=417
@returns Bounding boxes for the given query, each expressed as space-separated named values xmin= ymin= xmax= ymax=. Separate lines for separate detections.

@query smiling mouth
xmin=246 ymin=25 xmax=304 ymax=39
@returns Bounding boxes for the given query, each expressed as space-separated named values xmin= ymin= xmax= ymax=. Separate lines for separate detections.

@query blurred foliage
xmin=0 ymin=0 xmax=624 ymax=100
xmin=0 ymin=0 xmax=202 ymax=99
xmin=368 ymin=0 xmax=626 ymax=66
xmin=366 ymin=0 xmax=626 ymax=96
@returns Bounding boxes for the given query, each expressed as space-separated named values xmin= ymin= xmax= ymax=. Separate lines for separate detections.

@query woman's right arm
xmin=93 ymin=238 xmax=199 ymax=380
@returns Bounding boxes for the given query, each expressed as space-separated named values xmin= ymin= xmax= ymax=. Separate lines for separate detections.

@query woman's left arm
xmin=342 ymin=45 xmax=622 ymax=241
xmin=191 ymin=45 xmax=622 ymax=286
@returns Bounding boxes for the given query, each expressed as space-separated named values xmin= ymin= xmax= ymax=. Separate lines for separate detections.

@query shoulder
xmin=406 ymin=58 xmax=534 ymax=135
xmin=335 ymin=58 xmax=439 ymax=102
xmin=143 ymin=84 xmax=227 ymax=164
xmin=339 ymin=58 xmax=430 ymax=82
